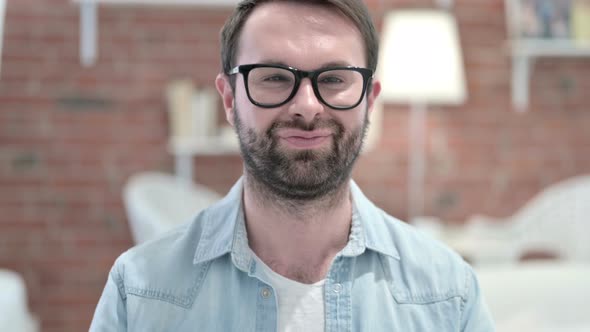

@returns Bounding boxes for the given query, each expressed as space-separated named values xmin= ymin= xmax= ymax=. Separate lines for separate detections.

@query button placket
xmin=260 ymin=287 xmax=271 ymax=299
xmin=325 ymin=256 xmax=354 ymax=332
xmin=255 ymin=282 xmax=277 ymax=332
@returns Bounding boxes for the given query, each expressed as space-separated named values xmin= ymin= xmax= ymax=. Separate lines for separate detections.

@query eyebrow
xmin=257 ymin=60 xmax=355 ymax=71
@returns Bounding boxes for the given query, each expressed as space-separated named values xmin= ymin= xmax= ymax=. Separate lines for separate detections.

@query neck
xmin=243 ymin=173 xmax=353 ymax=283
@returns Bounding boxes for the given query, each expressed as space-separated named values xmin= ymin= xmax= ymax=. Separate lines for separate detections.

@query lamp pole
xmin=408 ymin=103 xmax=427 ymax=223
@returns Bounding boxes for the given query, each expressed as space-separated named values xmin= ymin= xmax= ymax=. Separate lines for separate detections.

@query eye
xmin=262 ymin=74 xmax=292 ymax=82
xmin=319 ymin=76 xmax=344 ymax=84
xmin=250 ymin=67 xmax=294 ymax=86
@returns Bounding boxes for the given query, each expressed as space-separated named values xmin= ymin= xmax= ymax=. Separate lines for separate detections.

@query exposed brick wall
xmin=0 ymin=0 xmax=588 ymax=331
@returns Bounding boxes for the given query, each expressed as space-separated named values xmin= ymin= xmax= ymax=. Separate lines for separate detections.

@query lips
xmin=276 ymin=129 xmax=333 ymax=149
xmin=278 ymin=129 xmax=332 ymax=139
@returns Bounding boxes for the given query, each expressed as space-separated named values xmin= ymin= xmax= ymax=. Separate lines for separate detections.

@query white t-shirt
xmin=252 ymin=253 xmax=325 ymax=332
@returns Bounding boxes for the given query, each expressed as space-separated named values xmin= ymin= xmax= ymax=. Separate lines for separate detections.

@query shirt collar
xmin=193 ymin=177 xmax=400 ymax=268
xmin=348 ymin=180 xmax=400 ymax=260
xmin=192 ymin=178 xmax=244 ymax=266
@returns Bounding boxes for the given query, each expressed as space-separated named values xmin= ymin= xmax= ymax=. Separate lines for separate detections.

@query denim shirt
xmin=90 ymin=178 xmax=494 ymax=331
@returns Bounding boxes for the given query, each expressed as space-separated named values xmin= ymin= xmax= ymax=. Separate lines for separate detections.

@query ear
xmin=215 ymin=73 xmax=235 ymax=127
xmin=366 ymin=79 xmax=381 ymax=116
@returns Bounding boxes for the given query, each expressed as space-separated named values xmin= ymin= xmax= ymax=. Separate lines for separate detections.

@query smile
xmin=277 ymin=129 xmax=333 ymax=149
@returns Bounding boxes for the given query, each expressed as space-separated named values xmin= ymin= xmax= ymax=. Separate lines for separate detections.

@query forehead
xmin=236 ymin=2 xmax=366 ymax=69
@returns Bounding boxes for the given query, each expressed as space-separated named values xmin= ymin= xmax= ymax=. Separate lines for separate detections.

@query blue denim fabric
xmin=90 ymin=178 xmax=495 ymax=331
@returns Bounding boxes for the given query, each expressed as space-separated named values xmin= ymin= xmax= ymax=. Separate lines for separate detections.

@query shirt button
xmin=333 ymin=283 xmax=343 ymax=293
xmin=261 ymin=288 xmax=271 ymax=298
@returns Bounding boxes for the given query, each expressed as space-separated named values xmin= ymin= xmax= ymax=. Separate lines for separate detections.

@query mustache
xmin=266 ymin=117 xmax=342 ymax=137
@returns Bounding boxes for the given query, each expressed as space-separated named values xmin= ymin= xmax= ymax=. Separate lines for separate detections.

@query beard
xmin=233 ymin=107 xmax=369 ymax=201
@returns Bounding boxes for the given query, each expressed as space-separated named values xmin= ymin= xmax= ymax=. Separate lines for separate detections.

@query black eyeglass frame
xmin=228 ymin=63 xmax=374 ymax=110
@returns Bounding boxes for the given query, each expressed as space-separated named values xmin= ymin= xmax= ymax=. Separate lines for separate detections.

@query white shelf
xmin=72 ymin=0 xmax=239 ymax=6
xmin=504 ymin=0 xmax=590 ymax=111
xmin=508 ymin=39 xmax=590 ymax=112
xmin=73 ymin=0 xmax=238 ymax=66
xmin=168 ymin=136 xmax=239 ymax=156
xmin=169 ymin=135 xmax=239 ymax=182
xmin=510 ymin=38 xmax=590 ymax=57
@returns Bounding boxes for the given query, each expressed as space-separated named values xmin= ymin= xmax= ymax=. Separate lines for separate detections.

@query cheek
xmin=334 ymin=110 xmax=365 ymax=132
xmin=235 ymin=105 xmax=276 ymax=133
xmin=234 ymin=87 xmax=250 ymax=111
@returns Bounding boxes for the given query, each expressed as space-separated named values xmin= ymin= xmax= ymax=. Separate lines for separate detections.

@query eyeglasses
xmin=228 ymin=64 xmax=373 ymax=110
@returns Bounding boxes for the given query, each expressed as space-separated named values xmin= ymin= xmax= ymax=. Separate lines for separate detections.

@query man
xmin=91 ymin=0 xmax=494 ymax=331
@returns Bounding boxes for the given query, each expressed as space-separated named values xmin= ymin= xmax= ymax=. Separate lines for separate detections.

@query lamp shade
xmin=378 ymin=10 xmax=467 ymax=105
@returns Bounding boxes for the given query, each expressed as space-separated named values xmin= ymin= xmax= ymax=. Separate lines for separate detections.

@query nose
xmin=287 ymin=78 xmax=325 ymax=123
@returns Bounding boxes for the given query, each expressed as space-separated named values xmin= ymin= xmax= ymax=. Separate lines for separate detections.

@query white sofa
xmin=416 ymin=175 xmax=590 ymax=265
xmin=477 ymin=262 xmax=590 ymax=332
xmin=413 ymin=175 xmax=590 ymax=331
xmin=0 ymin=270 xmax=38 ymax=332
xmin=123 ymin=172 xmax=222 ymax=244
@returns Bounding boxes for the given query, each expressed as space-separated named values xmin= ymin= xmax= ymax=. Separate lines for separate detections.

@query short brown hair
xmin=219 ymin=0 xmax=379 ymax=79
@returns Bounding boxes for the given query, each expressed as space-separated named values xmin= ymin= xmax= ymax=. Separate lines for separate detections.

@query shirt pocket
xmin=389 ymin=290 xmax=463 ymax=331
xmin=125 ymin=290 xmax=194 ymax=332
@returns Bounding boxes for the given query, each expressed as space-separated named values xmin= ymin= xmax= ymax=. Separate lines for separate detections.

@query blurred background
xmin=0 ymin=0 xmax=589 ymax=331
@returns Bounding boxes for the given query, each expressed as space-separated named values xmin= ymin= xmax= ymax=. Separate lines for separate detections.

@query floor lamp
xmin=378 ymin=9 xmax=467 ymax=222
xmin=0 ymin=0 xmax=5 ymax=75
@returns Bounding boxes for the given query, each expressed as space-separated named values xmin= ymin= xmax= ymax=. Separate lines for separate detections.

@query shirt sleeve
xmin=89 ymin=263 xmax=128 ymax=331
xmin=460 ymin=264 xmax=496 ymax=332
